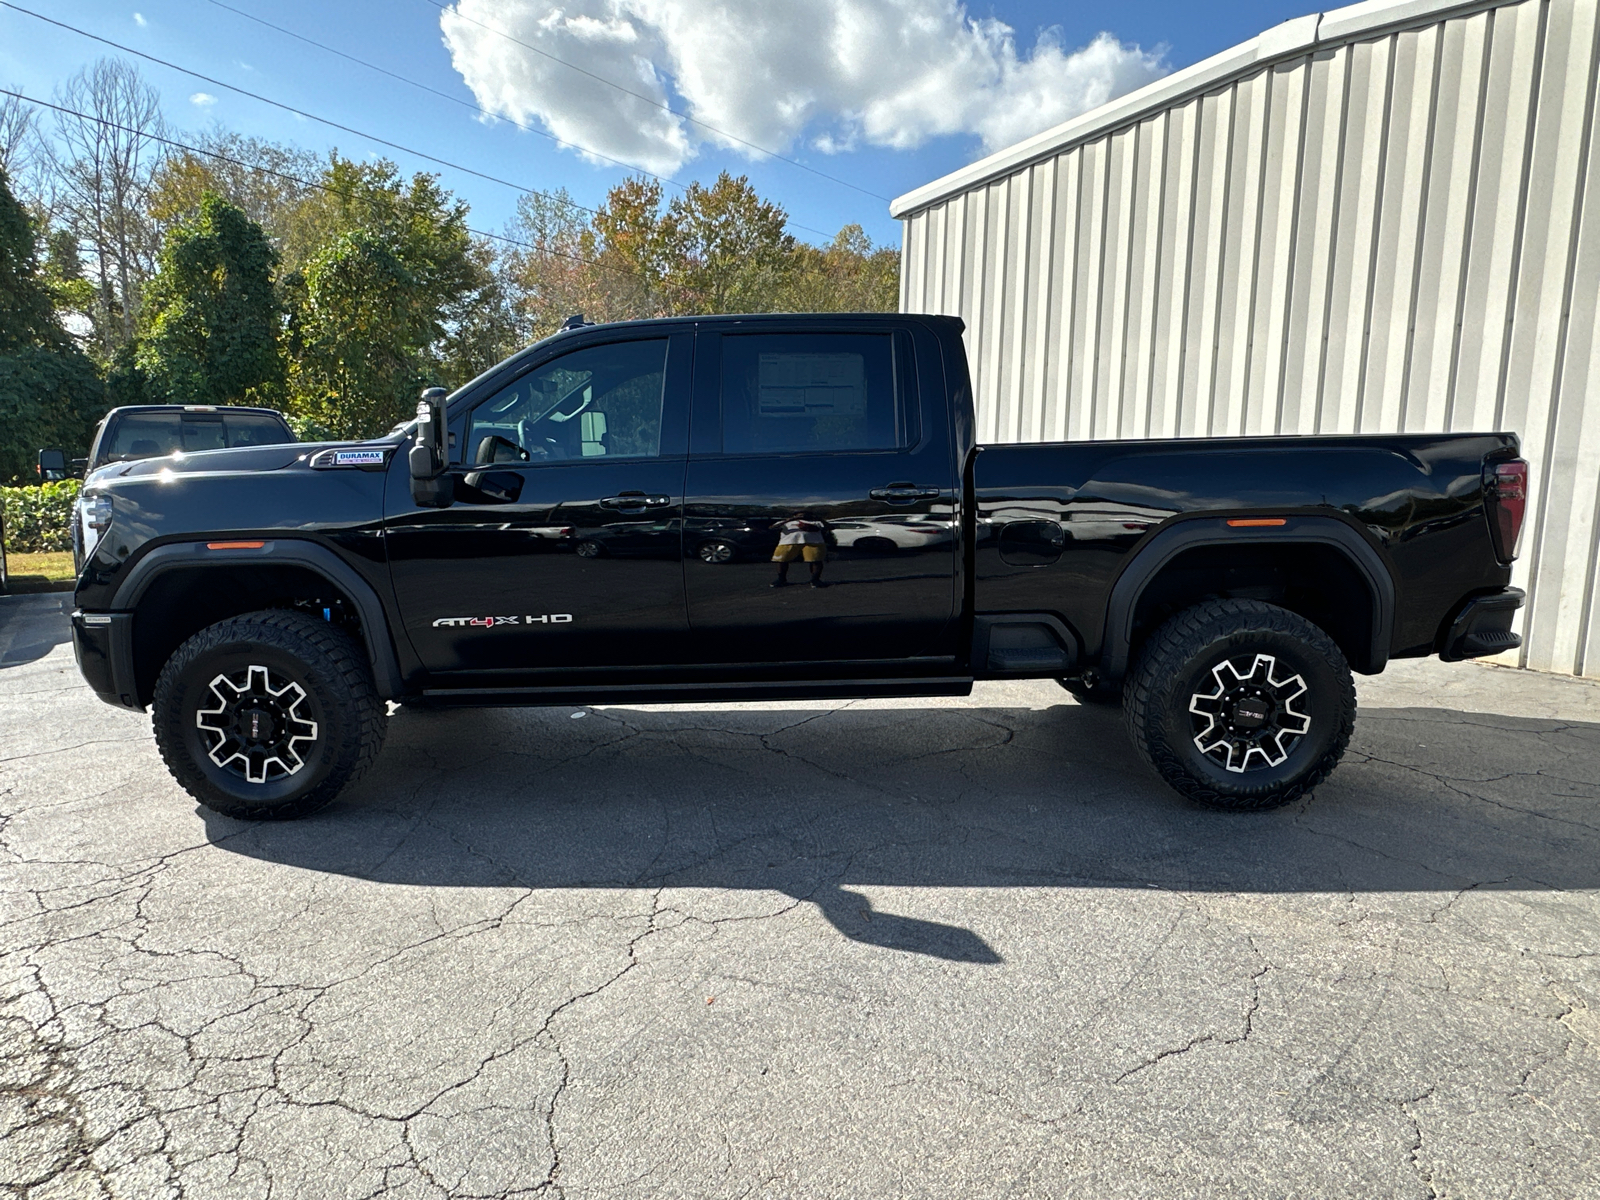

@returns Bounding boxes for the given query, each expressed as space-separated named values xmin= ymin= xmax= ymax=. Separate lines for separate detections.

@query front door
xmin=683 ymin=327 xmax=959 ymax=667
xmin=386 ymin=332 xmax=693 ymax=682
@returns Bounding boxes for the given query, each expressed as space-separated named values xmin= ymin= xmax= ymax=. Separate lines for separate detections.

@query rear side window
xmin=719 ymin=333 xmax=911 ymax=455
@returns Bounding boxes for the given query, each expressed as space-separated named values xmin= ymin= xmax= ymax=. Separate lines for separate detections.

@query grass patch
xmin=4 ymin=550 xmax=75 ymax=594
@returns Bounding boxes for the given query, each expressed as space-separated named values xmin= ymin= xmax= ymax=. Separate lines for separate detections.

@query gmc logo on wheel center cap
xmin=432 ymin=615 xmax=575 ymax=628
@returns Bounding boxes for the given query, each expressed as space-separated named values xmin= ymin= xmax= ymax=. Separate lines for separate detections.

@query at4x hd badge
xmin=432 ymin=614 xmax=574 ymax=628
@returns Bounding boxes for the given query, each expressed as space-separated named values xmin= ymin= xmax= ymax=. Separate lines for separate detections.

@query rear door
xmin=385 ymin=331 xmax=694 ymax=680
xmin=683 ymin=324 xmax=960 ymax=666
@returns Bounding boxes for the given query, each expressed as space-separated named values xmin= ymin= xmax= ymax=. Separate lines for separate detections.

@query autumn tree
xmin=779 ymin=224 xmax=899 ymax=313
xmin=135 ymin=193 xmax=283 ymax=406
xmin=662 ymin=173 xmax=795 ymax=314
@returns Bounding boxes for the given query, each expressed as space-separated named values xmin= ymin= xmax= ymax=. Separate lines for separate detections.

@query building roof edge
xmin=888 ymin=0 xmax=1502 ymax=220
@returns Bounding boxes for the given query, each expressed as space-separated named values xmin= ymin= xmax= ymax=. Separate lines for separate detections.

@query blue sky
xmin=1 ymin=1 xmax=1315 ymax=247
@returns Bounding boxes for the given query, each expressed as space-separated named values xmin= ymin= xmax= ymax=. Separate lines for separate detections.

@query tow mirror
xmin=37 ymin=448 xmax=67 ymax=481
xmin=408 ymin=387 xmax=455 ymax=509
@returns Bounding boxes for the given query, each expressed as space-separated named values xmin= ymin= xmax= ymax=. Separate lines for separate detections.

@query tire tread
xmin=1124 ymin=599 xmax=1356 ymax=811
xmin=152 ymin=610 xmax=386 ymax=820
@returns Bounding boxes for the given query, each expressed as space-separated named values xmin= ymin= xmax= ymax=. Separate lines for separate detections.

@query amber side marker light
xmin=206 ymin=541 xmax=266 ymax=550
xmin=1226 ymin=518 xmax=1287 ymax=528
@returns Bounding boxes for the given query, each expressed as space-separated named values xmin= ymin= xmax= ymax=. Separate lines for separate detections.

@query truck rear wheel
xmin=152 ymin=611 xmax=387 ymax=820
xmin=1124 ymin=599 xmax=1355 ymax=811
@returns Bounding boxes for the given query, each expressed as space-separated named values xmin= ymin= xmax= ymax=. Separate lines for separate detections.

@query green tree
xmin=280 ymin=156 xmax=498 ymax=434
xmin=136 ymin=193 xmax=283 ymax=406
xmin=0 ymin=167 xmax=102 ymax=484
xmin=284 ymin=230 xmax=430 ymax=438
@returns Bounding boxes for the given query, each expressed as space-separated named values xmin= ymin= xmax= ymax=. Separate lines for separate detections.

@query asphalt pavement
xmin=1 ymin=591 xmax=1597 ymax=1199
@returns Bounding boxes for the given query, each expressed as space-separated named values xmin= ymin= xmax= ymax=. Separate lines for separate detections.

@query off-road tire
xmin=1124 ymin=599 xmax=1355 ymax=811
xmin=1058 ymin=676 xmax=1122 ymax=705
xmin=153 ymin=610 xmax=386 ymax=820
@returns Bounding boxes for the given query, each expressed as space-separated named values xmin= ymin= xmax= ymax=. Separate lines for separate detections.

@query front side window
xmin=720 ymin=333 xmax=907 ymax=455
xmin=467 ymin=339 xmax=667 ymax=465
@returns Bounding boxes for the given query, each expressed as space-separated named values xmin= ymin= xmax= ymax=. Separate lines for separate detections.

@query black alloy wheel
xmin=153 ymin=610 xmax=386 ymax=820
xmin=1124 ymin=599 xmax=1355 ymax=811
xmin=575 ymin=539 xmax=603 ymax=558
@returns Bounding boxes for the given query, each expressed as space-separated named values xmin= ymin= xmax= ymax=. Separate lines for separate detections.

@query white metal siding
xmin=898 ymin=0 xmax=1600 ymax=677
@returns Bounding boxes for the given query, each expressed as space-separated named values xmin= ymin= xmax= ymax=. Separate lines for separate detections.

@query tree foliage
xmin=137 ymin=193 xmax=283 ymax=406
xmin=0 ymin=167 xmax=101 ymax=484
xmin=280 ymin=157 xmax=503 ymax=437
xmin=6 ymin=70 xmax=901 ymax=456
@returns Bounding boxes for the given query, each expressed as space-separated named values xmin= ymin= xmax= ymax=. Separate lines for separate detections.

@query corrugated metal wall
xmin=899 ymin=0 xmax=1600 ymax=677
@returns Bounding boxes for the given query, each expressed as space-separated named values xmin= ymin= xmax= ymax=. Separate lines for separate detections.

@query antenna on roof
xmin=560 ymin=313 xmax=590 ymax=331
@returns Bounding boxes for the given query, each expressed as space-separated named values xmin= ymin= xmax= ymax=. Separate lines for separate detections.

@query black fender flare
xmin=111 ymin=539 xmax=404 ymax=699
xmin=1099 ymin=515 xmax=1395 ymax=681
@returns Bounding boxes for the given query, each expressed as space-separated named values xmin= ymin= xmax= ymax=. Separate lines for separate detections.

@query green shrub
xmin=1 ymin=479 xmax=79 ymax=553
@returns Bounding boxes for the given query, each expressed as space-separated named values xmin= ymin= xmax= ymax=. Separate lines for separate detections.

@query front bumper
xmin=1440 ymin=587 xmax=1525 ymax=662
xmin=71 ymin=610 xmax=143 ymax=710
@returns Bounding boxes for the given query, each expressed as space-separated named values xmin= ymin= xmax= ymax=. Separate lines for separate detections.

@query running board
xmin=416 ymin=677 xmax=975 ymax=708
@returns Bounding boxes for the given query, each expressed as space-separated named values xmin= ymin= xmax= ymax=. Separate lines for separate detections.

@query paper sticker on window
xmin=758 ymin=353 xmax=866 ymax=419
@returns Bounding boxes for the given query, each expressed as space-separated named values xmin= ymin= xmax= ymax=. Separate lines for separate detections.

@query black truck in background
xmin=68 ymin=314 xmax=1528 ymax=820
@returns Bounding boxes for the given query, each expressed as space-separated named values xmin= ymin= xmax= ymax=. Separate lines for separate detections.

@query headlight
xmin=82 ymin=492 xmax=113 ymax=534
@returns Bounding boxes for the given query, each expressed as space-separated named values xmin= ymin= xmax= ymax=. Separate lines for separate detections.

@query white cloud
xmin=133 ymin=11 xmax=147 ymax=25
xmin=190 ymin=92 xmax=218 ymax=107
xmin=439 ymin=0 xmax=1166 ymax=176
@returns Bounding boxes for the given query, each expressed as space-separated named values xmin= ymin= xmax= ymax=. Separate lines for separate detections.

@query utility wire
xmin=2 ymin=2 xmax=580 ymax=206
xmin=202 ymin=0 xmax=665 ymax=201
xmin=0 ymin=87 xmax=630 ymax=280
xmin=419 ymin=0 xmax=892 ymax=202
xmin=196 ymin=0 xmax=837 ymax=241
xmin=4 ymin=0 xmax=839 ymax=242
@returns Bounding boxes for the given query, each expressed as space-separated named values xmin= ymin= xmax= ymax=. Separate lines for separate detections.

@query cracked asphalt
xmin=1 ymin=592 xmax=1598 ymax=1199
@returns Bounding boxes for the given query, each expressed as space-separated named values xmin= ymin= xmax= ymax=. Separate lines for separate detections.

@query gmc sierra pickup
xmin=69 ymin=314 xmax=1528 ymax=820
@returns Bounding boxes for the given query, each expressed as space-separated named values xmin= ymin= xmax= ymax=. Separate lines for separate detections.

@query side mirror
xmin=409 ymin=387 xmax=455 ymax=509
xmin=37 ymin=448 xmax=67 ymax=481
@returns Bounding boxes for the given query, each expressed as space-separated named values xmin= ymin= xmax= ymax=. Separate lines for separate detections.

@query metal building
xmin=893 ymin=0 xmax=1600 ymax=677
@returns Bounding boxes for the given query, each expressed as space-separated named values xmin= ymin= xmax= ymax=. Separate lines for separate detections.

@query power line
xmin=3 ymin=0 xmax=840 ymax=242
xmin=0 ymin=86 xmax=621 ymax=278
xmin=2 ymin=2 xmax=578 ymax=206
xmin=196 ymin=0 xmax=838 ymax=242
xmin=201 ymin=0 xmax=667 ymax=201
xmin=419 ymin=0 xmax=892 ymax=203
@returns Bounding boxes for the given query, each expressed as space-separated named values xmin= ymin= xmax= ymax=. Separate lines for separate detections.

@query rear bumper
xmin=71 ymin=610 xmax=143 ymax=710
xmin=1440 ymin=587 xmax=1524 ymax=662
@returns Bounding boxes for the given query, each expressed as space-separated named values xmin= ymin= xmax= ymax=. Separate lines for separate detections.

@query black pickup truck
xmin=69 ymin=314 xmax=1528 ymax=820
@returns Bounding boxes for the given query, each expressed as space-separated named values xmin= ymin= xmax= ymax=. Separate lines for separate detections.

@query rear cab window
xmin=96 ymin=410 xmax=294 ymax=466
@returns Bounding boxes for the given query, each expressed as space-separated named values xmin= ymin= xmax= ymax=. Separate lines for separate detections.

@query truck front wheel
xmin=1124 ymin=599 xmax=1355 ymax=811
xmin=152 ymin=611 xmax=387 ymax=820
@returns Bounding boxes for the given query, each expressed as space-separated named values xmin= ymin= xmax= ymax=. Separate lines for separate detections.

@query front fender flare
xmin=110 ymin=539 xmax=404 ymax=700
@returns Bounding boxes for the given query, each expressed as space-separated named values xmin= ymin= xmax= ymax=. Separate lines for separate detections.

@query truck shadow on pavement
xmin=202 ymin=696 xmax=1600 ymax=963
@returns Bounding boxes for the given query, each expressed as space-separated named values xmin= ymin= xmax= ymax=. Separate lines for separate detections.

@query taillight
xmin=1486 ymin=458 xmax=1528 ymax=562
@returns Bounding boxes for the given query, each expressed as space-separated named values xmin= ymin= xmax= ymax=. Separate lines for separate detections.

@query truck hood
xmin=108 ymin=442 xmax=365 ymax=479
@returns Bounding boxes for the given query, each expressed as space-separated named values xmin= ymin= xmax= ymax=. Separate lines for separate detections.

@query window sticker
xmin=757 ymin=353 xmax=866 ymax=420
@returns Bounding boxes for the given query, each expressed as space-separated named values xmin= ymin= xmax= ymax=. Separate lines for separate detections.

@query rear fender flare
xmin=1100 ymin=515 xmax=1394 ymax=681
xmin=111 ymin=540 xmax=404 ymax=699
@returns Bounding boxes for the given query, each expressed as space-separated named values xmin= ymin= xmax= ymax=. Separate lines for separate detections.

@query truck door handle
xmin=601 ymin=492 xmax=673 ymax=510
xmin=871 ymin=483 xmax=942 ymax=504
